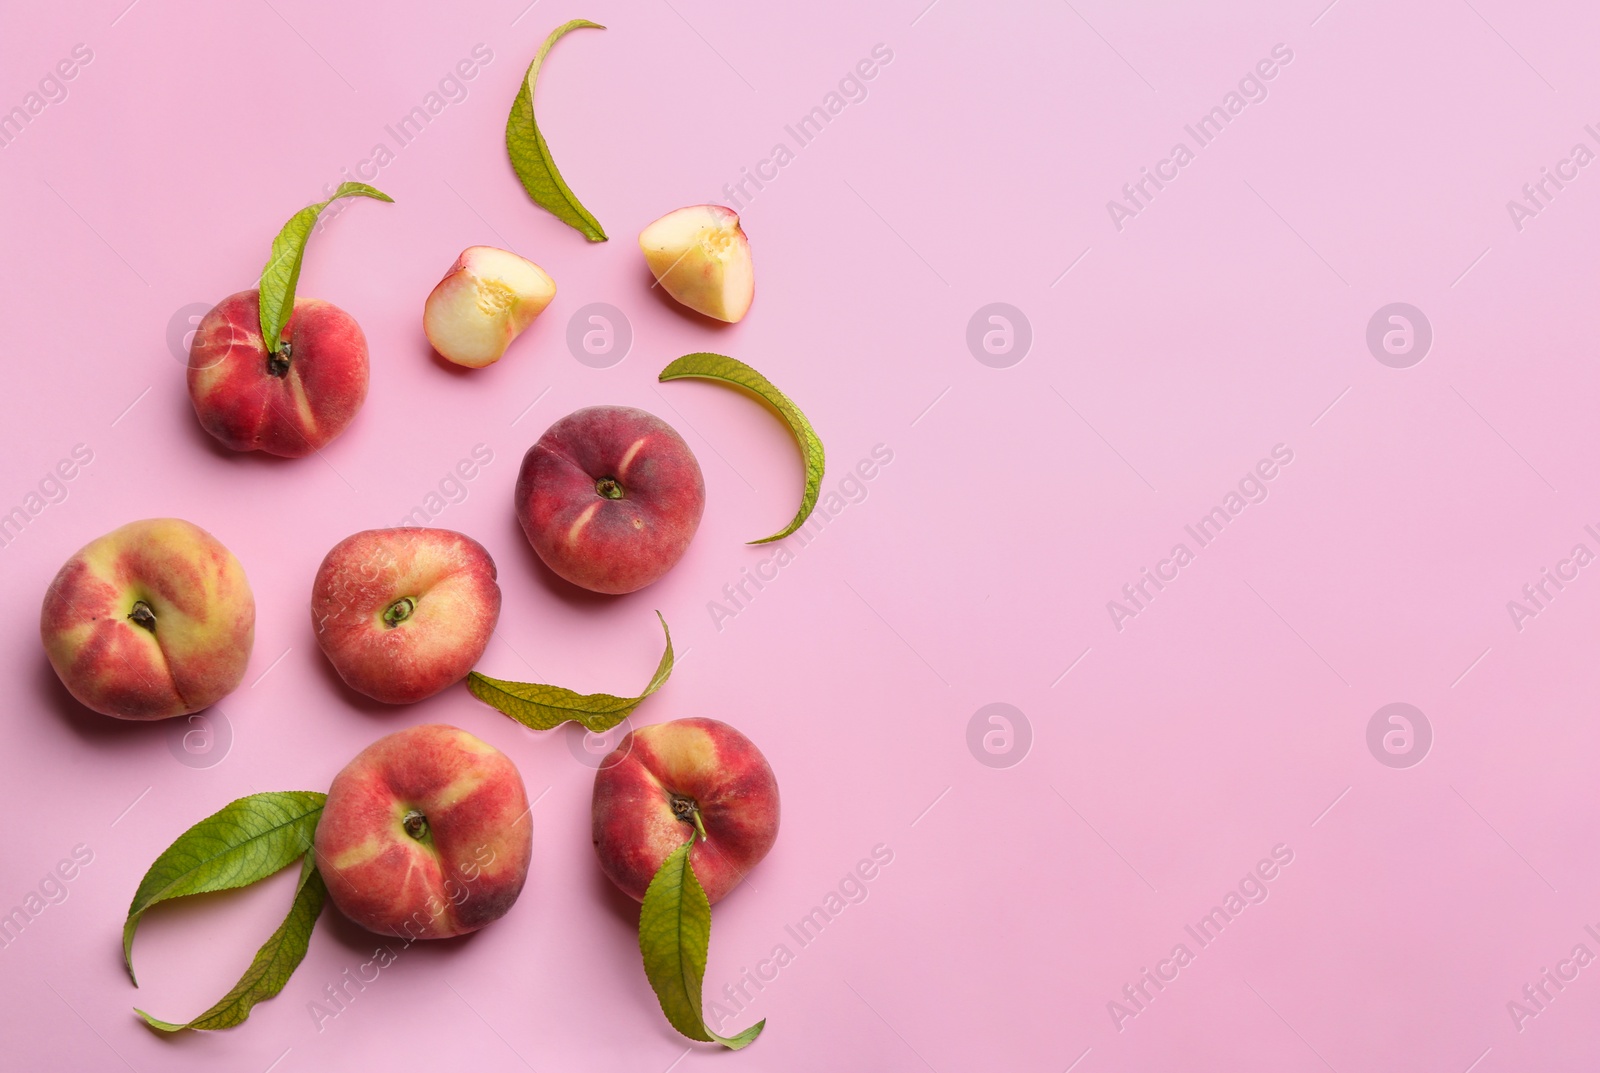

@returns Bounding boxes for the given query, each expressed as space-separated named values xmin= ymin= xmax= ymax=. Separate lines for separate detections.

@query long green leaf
xmin=136 ymin=853 xmax=326 ymax=1032
xmin=639 ymin=839 xmax=764 ymax=1049
xmin=123 ymin=791 xmax=326 ymax=983
xmin=505 ymin=19 xmax=608 ymax=241
xmin=659 ymin=353 xmax=826 ymax=543
xmin=467 ymin=612 xmax=671 ymax=731
xmin=258 ymin=182 xmax=393 ymax=352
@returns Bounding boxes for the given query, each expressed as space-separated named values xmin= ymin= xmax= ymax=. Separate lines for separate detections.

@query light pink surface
xmin=2 ymin=0 xmax=1597 ymax=1069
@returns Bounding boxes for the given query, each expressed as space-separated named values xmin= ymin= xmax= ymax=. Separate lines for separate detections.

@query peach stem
xmin=670 ymin=793 xmax=709 ymax=842
xmin=402 ymin=810 xmax=428 ymax=840
xmin=266 ymin=340 xmax=291 ymax=377
xmin=128 ymin=601 xmax=156 ymax=632
xmin=383 ymin=597 xmax=416 ymax=628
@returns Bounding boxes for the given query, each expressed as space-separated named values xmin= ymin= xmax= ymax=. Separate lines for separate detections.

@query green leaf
xmin=136 ymin=853 xmax=327 ymax=1032
xmin=639 ymin=838 xmax=765 ymax=1049
xmin=467 ymin=611 xmax=671 ymax=731
xmin=505 ymin=19 xmax=608 ymax=241
xmin=258 ymin=182 xmax=394 ymax=353
xmin=123 ymin=791 xmax=326 ymax=984
xmin=659 ymin=353 xmax=826 ymax=544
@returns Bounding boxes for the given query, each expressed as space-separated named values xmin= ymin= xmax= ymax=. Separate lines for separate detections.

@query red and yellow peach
xmin=591 ymin=717 xmax=779 ymax=904
xmin=40 ymin=518 xmax=255 ymax=720
xmin=314 ymin=724 xmax=532 ymax=939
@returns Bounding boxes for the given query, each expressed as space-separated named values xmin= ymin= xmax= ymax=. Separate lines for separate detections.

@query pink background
xmin=3 ymin=0 xmax=1598 ymax=1068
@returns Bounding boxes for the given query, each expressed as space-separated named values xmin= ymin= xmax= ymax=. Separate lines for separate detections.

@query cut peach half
xmin=639 ymin=205 xmax=753 ymax=323
xmin=423 ymin=246 xmax=556 ymax=368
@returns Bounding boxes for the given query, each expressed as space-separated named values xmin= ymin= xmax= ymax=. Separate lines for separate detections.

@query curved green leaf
xmin=639 ymin=838 xmax=765 ymax=1049
xmin=659 ymin=353 xmax=826 ymax=543
xmin=136 ymin=853 xmax=326 ymax=1032
xmin=259 ymin=182 xmax=393 ymax=353
xmin=467 ymin=612 xmax=671 ymax=731
xmin=123 ymin=791 xmax=326 ymax=983
xmin=505 ymin=19 xmax=608 ymax=241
